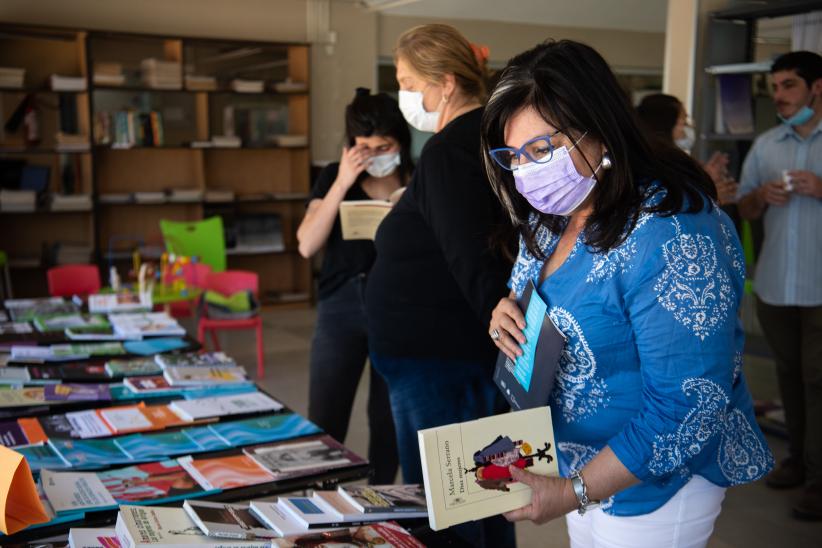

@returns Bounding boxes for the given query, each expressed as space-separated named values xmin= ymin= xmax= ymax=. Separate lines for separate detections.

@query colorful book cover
xmin=59 ymin=362 xmax=109 ymax=380
xmin=34 ymin=313 xmax=107 ymax=333
xmin=64 ymin=324 xmax=125 ymax=341
xmin=163 ymin=366 xmax=248 ymax=387
xmin=98 ymin=459 xmax=211 ymax=503
xmin=114 ymin=430 xmax=201 ymax=460
xmin=208 ymin=413 xmax=320 ymax=447
xmin=49 ymin=438 xmax=132 ymax=468
xmin=105 ymin=358 xmax=162 ymax=377
xmin=17 ymin=442 xmax=70 ymax=471
xmin=18 ymin=417 xmax=48 ymax=444
xmin=123 ymin=375 xmax=173 ymax=394
xmin=54 ymin=342 xmax=125 ymax=358
xmin=66 ymin=409 xmax=115 ymax=438
xmin=28 ymin=365 xmax=65 ymax=382
xmin=97 ymin=404 xmax=153 ymax=434
xmin=0 ymin=420 xmax=29 ymax=447
xmin=178 ymin=454 xmax=275 ymax=491
xmin=44 ymin=383 xmax=112 ymax=402
xmin=142 ymin=404 xmax=190 ymax=429
xmin=155 ymin=351 xmax=237 ymax=369
xmin=5 ymin=297 xmax=78 ymax=322
xmin=0 ymin=386 xmax=47 ymax=407
xmin=418 ymin=406 xmax=559 ymax=530
xmin=183 ymin=426 xmax=232 ymax=451
xmin=243 ymin=434 xmax=366 ymax=480
xmin=41 ymin=470 xmax=118 ymax=514
xmin=123 ymin=337 xmax=188 ymax=356
xmin=280 ymin=521 xmax=426 ymax=548
xmin=338 ymin=484 xmax=427 ymax=514
xmin=67 ymin=528 xmax=120 ymax=548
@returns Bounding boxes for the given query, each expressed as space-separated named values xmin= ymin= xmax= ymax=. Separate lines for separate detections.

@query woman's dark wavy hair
xmin=345 ymin=87 xmax=413 ymax=182
xmin=636 ymin=93 xmax=683 ymax=145
xmin=481 ymin=40 xmax=716 ymax=257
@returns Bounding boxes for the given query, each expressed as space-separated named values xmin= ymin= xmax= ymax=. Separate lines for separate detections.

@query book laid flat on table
xmin=338 ymin=200 xmax=392 ymax=241
xmin=493 ymin=280 xmax=566 ymax=411
xmin=0 ymin=321 xmax=33 ymax=335
xmin=88 ymin=293 xmax=151 ymax=314
xmin=163 ymin=366 xmax=248 ymax=387
xmin=243 ymin=435 xmax=363 ymax=480
xmin=155 ymin=352 xmax=237 ymax=369
xmin=67 ymin=528 xmax=120 ymax=548
xmin=183 ymin=500 xmax=278 ymax=540
xmin=40 ymin=469 xmax=118 ymax=514
xmin=5 ymin=297 xmax=79 ymax=322
xmin=34 ymin=313 xmax=107 ymax=333
xmin=313 ymin=491 xmax=427 ymax=525
xmin=338 ymin=484 xmax=427 ymax=515
xmin=105 ymin=358 xmax=163 ymax=377
xmin=109 ymin=313 xmax=185 ymax=338
xmin=169 ymin=391 xmax=282 ymax=421
xmin=418 ymin=405 xmax=559 ymax=530
xmin=178 ymin=454 xmax=276 ymax=491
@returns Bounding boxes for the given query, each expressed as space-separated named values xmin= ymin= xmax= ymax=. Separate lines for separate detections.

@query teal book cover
xmin=49 ymin=437 xmax=133 ymax=468
xmin=208 ymin=413 xmax=321 ymax=447
xmin=17 ymin=443 xmax=70 ymax=471
xmin=183 ymin=426 xmax=232 ymax=451
xmin=115 ymin=430 xmax=202 ymax=460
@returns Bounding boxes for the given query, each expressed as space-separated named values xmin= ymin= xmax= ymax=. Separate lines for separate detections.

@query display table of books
xmin=0 ymin=297 xmax=439 ymax=546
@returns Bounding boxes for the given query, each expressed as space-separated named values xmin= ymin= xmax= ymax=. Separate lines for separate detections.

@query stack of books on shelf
xmin=132 ymin=191 xmax=166 ymax=204
xmin=93 ymin=62 xmax=126 ymax=86
xmin=272 ymin=79 xmax=308 ymax=93
xmin=97 ymin=192 xmax=132 ymax=204
xmin=204 ymin=189 xmax=235 ymax=202
xmin=0 ymin=189 xmax=36 ymax=212
xmin=185 ymin=74 xmax=217 ymax=91
xmin=49 ymin=193 xmax=92 ymax=211
xmin=166 ymin=188 xmax=204 ymax=203
xmin=49 ymin=74 xmax=87 ymax=92
xmin=230 ymin=78 xmax=264 ymax=93
xmin=55 ymin=131 xmax=91 ymax=152
xmin=0 ymin=66 xmax=25 ymax=88
xmin=140 ymin=58 xmax=182 ymax=89
xmin=211 ymin=135 xmax=242 ymax=148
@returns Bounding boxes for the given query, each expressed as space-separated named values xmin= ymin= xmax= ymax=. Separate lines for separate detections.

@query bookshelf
xmin=0 ymin=24 xmax=312 ymax=305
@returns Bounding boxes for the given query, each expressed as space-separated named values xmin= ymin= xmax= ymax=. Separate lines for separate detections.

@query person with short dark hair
xmin=482 ymin=40 xmax=772 ymax=546
xmin=737 ymin=50 xmax=822 ymax=521
xmin=637 ymin=93 xmax=738 ymax=205
xmin=297 ymin=88 xmax=411 ymax=484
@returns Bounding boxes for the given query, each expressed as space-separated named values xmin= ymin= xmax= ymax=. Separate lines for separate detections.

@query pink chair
xmin=47 ymin=264 xmax=102 ymax=298
xmin=159 ymin=262 xmax=212 ymax=318
xmin=196 ymin=270 xmax=265 ymax=378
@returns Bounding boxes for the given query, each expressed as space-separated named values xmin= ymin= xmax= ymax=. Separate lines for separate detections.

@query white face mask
xmin=675 ymin=125 xmax=695 ymax=153
xmin=399 ymin=90 xmax=440 ymax=133
xmin=366 ymin=151 xmax=401 ymax=178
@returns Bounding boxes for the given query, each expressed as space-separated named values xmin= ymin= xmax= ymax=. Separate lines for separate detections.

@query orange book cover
xmin=96 ymin=403 xmax=152 ymax=434
xmin=178 ymin=454 xmax=275 ymax=490
xmin=141 ymin=405 xmax=188 ymax=430
xmin=16 ymin=418 xmax=46 ymax=445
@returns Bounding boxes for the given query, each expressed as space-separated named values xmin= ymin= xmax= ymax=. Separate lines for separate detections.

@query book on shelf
xmin=98 ymin=192 xmax=132 ymax=204
xmin=337 ymin=484 xmax=427 ymax=515
xmin=0 ymin=66 xmax=25 ymax=88
xmin=183 ymin=500 xmax=278 ymax=540
xmin=716 ymin=73 xmax=755 ymax=135
xmin=60 ymin=409 xmax=117 ymax=439
xmin=0 ymin=189 xmax=36 ymax=212
xmin=132 ymin=191 xmax=166 ymax=204
xmin=1 ymin=420 xmax=34 ymax=447
xmin=105 ymin=358 xmax=163 ymax=377
xmin=271 ymin=79 xmax=308 ymax=93
xmin=185 ymin=74 xmax=217 ymax=91
xmin=49 ymin=74 xmax=87 ymax=92
xmin=99 ymin=459 xmax=211 ymax=504
xmin=116 ymin=505 xmax=270 ymax=548
xmin=204 ymin=189 xmax=235 ymax=202
xmin=140 ymin=58 xmax=182 ymax=90
xmin=178 ymin=454 xmax=276 ymax=490
xmin=338 ymin=200 xmax=393 ymax=240
xmin=93 ymin=62 xmax=125 ymax=87
xmin=189 ymin=140 xmax=214 ymax=148
xmin=166 ymin=188 xmax=204 ymax=203
xmin=155 ymin=352 xmax=237 ymax=369
xmin=211 ymin=135 xmax=242 ymax=148
xmin=114 ymin=430 xmax=201 ymax=461
xmin=163 ymin=366 xmax=248 ymax=387
xmin=169 ymin=391 xmax=282 ymax=421
xmin=270 ymin=134 xmax=308 ymax=147
xmin=230 ymin=79 xmax=264 ymax=93
xmin=49 ymin=193 xmax=93 ymax=211
xmin=67 ymin=527 xmax=119 ymax=548
xmin=242 ymin=434 xmax=363 ymax=481
xmin=16 ymin=442 xmax=71 ymax=471
xmin=55 ymin=131 xmax=91 ymax=152
xmin=11 ymin=342 xmax=125 ymax=363
xmin=418 ymin=406 xmax=559 ymax=530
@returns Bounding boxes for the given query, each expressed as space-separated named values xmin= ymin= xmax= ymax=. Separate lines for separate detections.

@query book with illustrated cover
xmin=44 ymin=383 xmax=112 ymax=402
xmin=163 ymin=366 xmax=248 ymax=387
xmin=0 ymin=386 xmax=47 ymax=407
xmin=338 ymin=484 xmax=427 ymax=515
xmin=183 ymin=426 xmax=231 ymax=451
xmin=105 ymin=358 xmax=163 ymax=378
xmin=88 ymin=293 xmax=151 ymax=314
xmin=5 ymin=297 xmax=78 ymax=322
xmin=178 ymin=454 xmax=275 ymax=491
xmin=209 ymin=413 xmax=320 ymax=447
xmin=115 ymin=505 xmax=269 ymax=548
xmin=60 ymin=362 xmax=110 ymax=380
xmin=67 ymin=528 xmax=121 ymax=548
xmin=124 ymin=375 xmax=175 ymax=394
xmin=66 ymin=324 xmax=130 ymax=341
xmin=243 ymin=435 xmax=365 ymax=480
xmin=97 ymin=404 xmax=155 ymax=434
xmin=41 ymin=470 xmax=118 ymax=514
xmin=493 ymin=280 xmax=566 ymax=411
xmin=313 ymin=491 xmax=426 ymax=526
xmin=183 ymin=500 xmax=277 ymax=540
xmin=115 ymin=430 xmax=202 ymax=460
xmin=27 ymin=365 xmax=65 ymax=382
xmin=109 ymin=312 xmax=185 ymax=338
xmin=418 ymin=406 xmax=559 ymax=530
xmin=169 ymin=391 xmax=282 ymax=421
xmin=17 ymin=442 xmax=71 ymax=471
xmin=0 ymin=420 xmax=30 ymax=447
xmin=99 ymin=459 xmax=211 ymax=504
xmin=49 ymin=438 xmax=132 ymax=468
xmin=155 ymin=352 xmax=237 ymax=370
xmin=34 ymin=313 xmax=107 ymax=333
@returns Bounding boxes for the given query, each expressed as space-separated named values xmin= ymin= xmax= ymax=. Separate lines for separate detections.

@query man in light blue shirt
xmin=738 ymin=50 xmax=822 ymax=521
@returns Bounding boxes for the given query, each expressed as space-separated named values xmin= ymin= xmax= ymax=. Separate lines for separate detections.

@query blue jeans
xmin=370 ymin=354 xmax=515 ymax=548
xmin=308 ymin=275 xmax=398 ymax=484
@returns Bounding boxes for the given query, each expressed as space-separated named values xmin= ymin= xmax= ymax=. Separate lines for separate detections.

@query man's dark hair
xmin=771 ymin=51 xmax=822 ymax=88
xmin=636 ymin=93 xmax=683 ymax=144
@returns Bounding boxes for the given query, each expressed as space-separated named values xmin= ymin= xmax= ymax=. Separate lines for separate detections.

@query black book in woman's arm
xmin=493 ymin=280 xmax=566 ymax=410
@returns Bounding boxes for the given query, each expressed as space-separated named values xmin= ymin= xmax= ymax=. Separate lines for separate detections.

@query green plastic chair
xmin=0 ymin=250 xmax=11 ymax=299
xmin=160 ymin=216 xmax=226 ymax=273
xmin=741 ymin=220 xmax=756 ymax=296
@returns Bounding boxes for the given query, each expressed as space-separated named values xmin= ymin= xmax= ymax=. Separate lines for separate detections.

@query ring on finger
xmin=490 ymin=328 xmax=500 ymax=341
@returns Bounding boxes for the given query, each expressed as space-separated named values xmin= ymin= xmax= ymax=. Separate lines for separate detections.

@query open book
xmin=338 ymin=187 xmax=405 ymax=241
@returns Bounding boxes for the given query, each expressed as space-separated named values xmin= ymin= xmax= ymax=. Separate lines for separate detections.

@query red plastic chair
xmin=159 ymin=262 xmax=212 ymax=318
xmin=196 ymin=270 xmax=265 ymax=378
xmin=47 ymin=264 xmax=102 ymax=298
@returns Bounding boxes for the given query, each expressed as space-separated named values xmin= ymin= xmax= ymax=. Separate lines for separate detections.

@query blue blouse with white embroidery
xmin=509 ymin=191 xmax=774 ymax=516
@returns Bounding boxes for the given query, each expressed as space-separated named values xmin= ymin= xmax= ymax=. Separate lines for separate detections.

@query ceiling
xmin=364 ymin=0 xmax=669 ymax=33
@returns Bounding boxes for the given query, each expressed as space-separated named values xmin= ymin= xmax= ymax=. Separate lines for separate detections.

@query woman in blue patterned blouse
xmin=481 ymin=40 xmax=773 ymax=547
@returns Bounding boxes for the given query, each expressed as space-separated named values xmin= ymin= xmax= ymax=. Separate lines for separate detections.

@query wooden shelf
xmin=0 ymin=146 xmax=90 ymax=154
xmin=92 ymin=85 xmax=308 ymax=97
xmin=0 ymin=86 xmax=84 ymax=93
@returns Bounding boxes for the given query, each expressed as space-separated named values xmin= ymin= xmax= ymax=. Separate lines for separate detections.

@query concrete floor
xmin=210 ymin=307 xmax=822 ymax=548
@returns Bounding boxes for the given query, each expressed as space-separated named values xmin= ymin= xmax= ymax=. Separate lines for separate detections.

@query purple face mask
xmin=513 ymin=140 xmax=599 ymax=216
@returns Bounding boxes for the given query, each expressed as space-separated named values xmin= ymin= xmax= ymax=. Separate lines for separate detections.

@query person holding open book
xmin=481 ymin=40 xmax=772 ymax=547
xmin=297 ymin=88 xmax=412 ymax=485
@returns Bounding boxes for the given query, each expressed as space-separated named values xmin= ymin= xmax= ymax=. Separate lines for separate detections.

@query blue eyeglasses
xmin=488 ymin=131 xmax=565 ymax=171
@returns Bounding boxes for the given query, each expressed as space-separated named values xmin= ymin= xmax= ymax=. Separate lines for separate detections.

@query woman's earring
xmin=601 ymin=153 xmax=613 ymax=170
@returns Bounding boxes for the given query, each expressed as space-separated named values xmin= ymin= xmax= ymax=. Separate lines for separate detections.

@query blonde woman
xmin=365 ymin=24 xmax=514 ymax=547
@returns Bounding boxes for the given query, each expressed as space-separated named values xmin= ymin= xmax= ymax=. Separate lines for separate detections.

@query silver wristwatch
xmin=570 ymin=470 xmax=600 ymax=515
